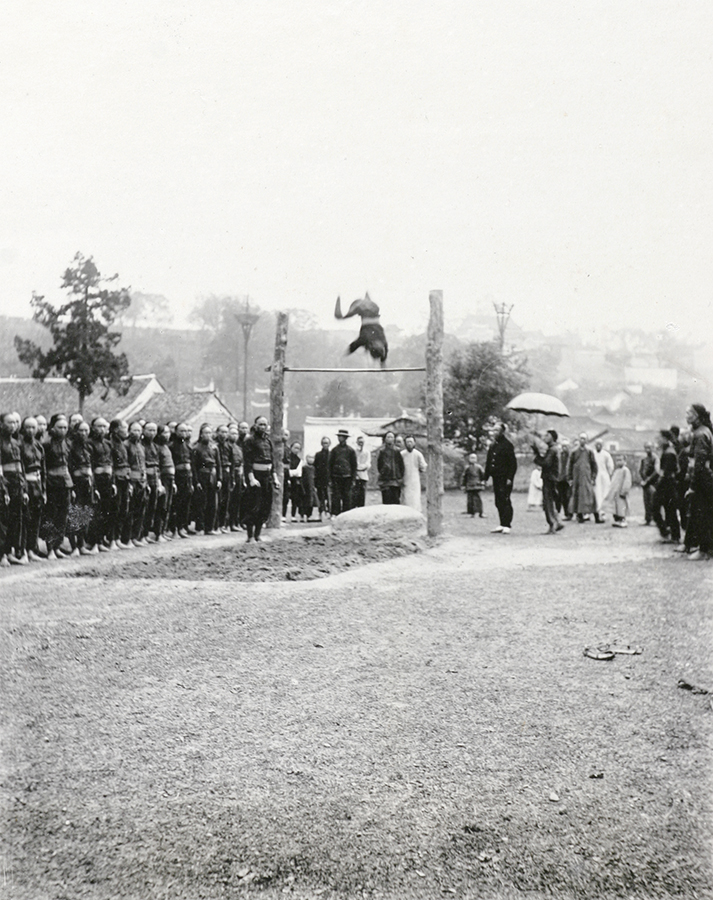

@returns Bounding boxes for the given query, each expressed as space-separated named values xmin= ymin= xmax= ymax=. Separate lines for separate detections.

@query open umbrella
xmin=505 ymin=392 xmax=570 ymax=417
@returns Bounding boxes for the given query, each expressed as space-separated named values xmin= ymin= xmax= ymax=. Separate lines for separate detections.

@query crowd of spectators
xmin=0 ymin=413 xmax=431 ymax=567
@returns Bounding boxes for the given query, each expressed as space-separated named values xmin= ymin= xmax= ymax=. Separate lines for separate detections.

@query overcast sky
xmin=1 ymin=1 xmax=711 ymax=341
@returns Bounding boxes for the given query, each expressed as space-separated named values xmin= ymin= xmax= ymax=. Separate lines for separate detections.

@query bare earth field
xmin=1 ymin=491 xmax=712 ymax=900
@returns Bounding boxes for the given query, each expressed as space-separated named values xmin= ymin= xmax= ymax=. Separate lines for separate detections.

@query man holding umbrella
xmin=484 ymin=422 xmax=517 ymax=533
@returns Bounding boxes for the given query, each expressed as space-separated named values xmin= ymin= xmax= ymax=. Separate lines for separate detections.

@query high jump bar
xmin=265 ymin=365 xmax=427 ymax=373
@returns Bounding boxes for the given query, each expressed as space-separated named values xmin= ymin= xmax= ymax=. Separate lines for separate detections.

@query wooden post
xmin=268 ymin=312 xmax=289 ymax=529
xmin=426 ymin=290 xmax=444 ymax=537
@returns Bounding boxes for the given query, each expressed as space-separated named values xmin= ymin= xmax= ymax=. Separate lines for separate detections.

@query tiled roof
xmin=137 ymin=391 xmax=237 ymax=426
xmin=0 ymin=374 xmax=161 ymax=420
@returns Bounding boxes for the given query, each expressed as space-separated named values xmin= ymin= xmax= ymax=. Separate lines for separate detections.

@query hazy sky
xmin=1 ymin=1 xmax=712 ymax=340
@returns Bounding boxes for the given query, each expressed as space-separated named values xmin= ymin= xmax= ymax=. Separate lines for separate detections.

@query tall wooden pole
xmin=268 ymin=312 xmax=289 ymax=529
xmin=426 ymin=290 xmax=444 ymax=537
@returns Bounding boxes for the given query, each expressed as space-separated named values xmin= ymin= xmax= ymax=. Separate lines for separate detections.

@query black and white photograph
xmin=1 ymin=2 xmax=712 ymax=898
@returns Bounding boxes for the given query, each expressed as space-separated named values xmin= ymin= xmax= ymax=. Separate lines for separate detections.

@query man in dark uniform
xmin=227 ymin=423 xmax=244 ymax=531
xmin=484 ymin=422 xmax=518 ymax=534
xmin=329 ymin=428 xmax=357 ymax=516
xmin=0 ymin=411 xmax=28 ymax=564
xmin=215 ymin=424 xmax=234 ymax=532
xmin=242 ymin=416 xmax=279 ymax=542
xmin=314 ymin=436 xmax=331 ymax=519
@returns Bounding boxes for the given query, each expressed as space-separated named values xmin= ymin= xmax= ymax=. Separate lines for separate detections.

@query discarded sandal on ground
xmin=584 ymin=647 xmax=616 ymax=661
xmin=677 ymin=679 xmax=709 ymax=695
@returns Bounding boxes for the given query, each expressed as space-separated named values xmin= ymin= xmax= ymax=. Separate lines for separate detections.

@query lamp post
xmin=235 ymin=300 xmax=260 ymax=421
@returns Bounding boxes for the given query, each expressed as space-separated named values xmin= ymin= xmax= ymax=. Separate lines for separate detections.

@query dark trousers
xmin=493 ymin=478 xmax=514 ymax=528
xmin=556 ymin=481 xmax=571 ymax=516
xmin=466 ymin=489 xmax=483 ymax=516
xmin=129 ymin=481 xmax=147 ymax=541
xmin=24 ymin=481 xmax=43 ymax=554
xmin=381 ymin=486 xmax=401 ymax=505
xmin=654 ymin=477 xmax=680 ymax=542
xmin=90 ymin=474 xmax=114 ymax=548
xmin=352 ymin=480 xmax=367 ymax=509
xmin=112 ymin=479 xmax=131 ymax=544
xmin=288 ymin=477 xmax=303 ymax=518
xmin=229 ymin=478 xmax=243 ymax=527
xmin=172 ymin=474 xmax=194 ymax=533
xmin=331 ymin=478 xmax=353 ymax=516
xmin=542 ymin=479 xmax=561 ymax=529
xmin=194 ymin=471 xmax=217 ymax=533
xmin=142 ymin=480 xmax=159 ymax=539
xmin=642 ymin=484 xmax=657 ymax=524
xmin=3 ymin=482 xmax=24 ymax=557
xmin=45 ymin=480 xmax=71 ymax=552
xmin=217 ymin=476 xmax=232 ymax=528
xmin=243 ymin=472 xmax=273 ymax=538
xmin=316 ymin=482 xmax=330 ymax=515
xmin=686 ymin=472 xmax=713 ymax=554
xmin=154 ymin=476 xmax=175 ymax=536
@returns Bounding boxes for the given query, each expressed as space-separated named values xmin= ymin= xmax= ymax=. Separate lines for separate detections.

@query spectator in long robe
xmin=568 ymin=434 xmax=598 ymax=523
xmin=592 ymin=439 xmax=614 ymax=523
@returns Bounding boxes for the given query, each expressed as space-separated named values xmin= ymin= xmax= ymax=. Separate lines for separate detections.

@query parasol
xmin=505 ymin=392 xmax=570 ymax=417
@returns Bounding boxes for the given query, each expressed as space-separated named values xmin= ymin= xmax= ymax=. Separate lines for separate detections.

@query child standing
xmin=462 ymin=453 xmax=486 ymax=518
xmin=301 ymin=455 xmax=319 ymax=522
xmin=604 ymin=455 xmax=632 ymax=527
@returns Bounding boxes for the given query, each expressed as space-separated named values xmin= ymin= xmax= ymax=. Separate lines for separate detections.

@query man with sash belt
xmin=215 ymin=424 xmax=233 ymax=533
xmin=242 ymin=416 xmax=278 ymax=542
xmin=109 ymin=418 xmax=132 ymax=549
xmin=142 ymin=422 xmax=161 ymax=541
xmin=170 ymin=422 xmax=195 ymax=538
xmin=154 ymin=424 xmax=175 ymax=541
xmin=227 ymin=423 xmax=244 ymax=531
xmin=20 ymin=416 xmax=46 ymax=561
xmin=0 ymin=411 xmax=28 ymax=565
xmin=127 ymin=420 xmax=148 ymax=546
xmin=89 ymin=417 xmax=114 ymax=552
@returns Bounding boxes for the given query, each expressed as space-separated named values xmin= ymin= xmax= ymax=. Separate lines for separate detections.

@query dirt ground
xmin=1 ymin=490 xmax=712 ymax=900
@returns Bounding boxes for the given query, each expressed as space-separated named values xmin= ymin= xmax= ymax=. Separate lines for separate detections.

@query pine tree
xmin=15 ymin=253 xmax=132 ymax=413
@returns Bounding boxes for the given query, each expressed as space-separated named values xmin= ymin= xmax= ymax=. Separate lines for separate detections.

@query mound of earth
xmin=331 ymin=504 xmax=426 ymax=534
xmin=69 ymin=533 xmax=426 ymax=582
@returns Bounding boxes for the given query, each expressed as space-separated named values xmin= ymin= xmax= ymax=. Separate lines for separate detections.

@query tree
xmin=15 ymin=253 xmax=132 ymax=413
xmin=119 ymin=292 xmax=173 ymax=328
xmin=444 ymin=341 xmax=529 ymax=448
xmin=315 ymin=378 xmax=365 ymax=416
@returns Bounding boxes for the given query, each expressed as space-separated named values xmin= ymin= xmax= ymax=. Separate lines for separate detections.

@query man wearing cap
xmin=329 ymin=428 xmax=357 ymax=516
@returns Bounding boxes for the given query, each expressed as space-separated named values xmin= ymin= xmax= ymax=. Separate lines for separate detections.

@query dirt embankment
xmin=65 ymin=532 xmax=426 ymax=582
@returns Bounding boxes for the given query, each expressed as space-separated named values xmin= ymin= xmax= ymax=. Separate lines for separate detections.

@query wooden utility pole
xmin=426 ymin=290 xmax=444 ymax=537
xmin=268 ymin=312 xmax=288 ymax=528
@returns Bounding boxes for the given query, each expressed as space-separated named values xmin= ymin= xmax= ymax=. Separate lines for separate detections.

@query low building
xmin=0 ymin=374 xmax=165 ymax=421
xmin=136 ymin=390 xmax=237 ymax=429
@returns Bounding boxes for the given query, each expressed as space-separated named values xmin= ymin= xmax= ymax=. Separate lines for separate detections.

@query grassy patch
xmin=2 ymin=493 xmax=712 ymax=898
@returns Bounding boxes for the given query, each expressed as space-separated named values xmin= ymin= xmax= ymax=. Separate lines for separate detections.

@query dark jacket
xmin=533 ymin=443 xmax=561 ymax=483
xmin=314 ymin=448 xmax=330 ymax=487
xmin=377 ymin=446 xmax=405 ymax=488
xmin=329 ymin=442 xmax=357 ymax=480
xmin=484 ymin=435 xmax=517 ymax=483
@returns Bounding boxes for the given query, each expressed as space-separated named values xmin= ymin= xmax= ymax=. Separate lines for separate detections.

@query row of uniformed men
xmin=0 ymin=412 xmax=279 ymax=567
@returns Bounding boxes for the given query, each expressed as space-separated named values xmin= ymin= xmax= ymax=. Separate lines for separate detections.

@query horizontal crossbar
xmin=266 ymin=366 xmax=427 ymax=373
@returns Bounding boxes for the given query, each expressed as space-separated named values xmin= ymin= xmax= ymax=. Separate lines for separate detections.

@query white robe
xmin=401 ymin=448 xmax=427 ymax=511
xmin=593 ymin=448 xmax=614 ymax=512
